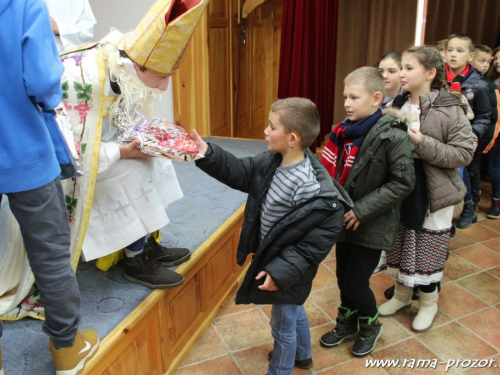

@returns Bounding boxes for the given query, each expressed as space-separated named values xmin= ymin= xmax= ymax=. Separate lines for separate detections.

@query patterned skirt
xmin=386 ymin=206 xmax=453 ymax=287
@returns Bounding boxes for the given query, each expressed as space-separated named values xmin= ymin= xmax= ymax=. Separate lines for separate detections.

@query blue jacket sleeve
xmin=22 ymin=0 xmax=63 ymax=110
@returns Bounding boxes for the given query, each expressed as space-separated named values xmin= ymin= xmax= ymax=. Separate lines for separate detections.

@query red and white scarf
xmin=321 ymin=110 xmax=382 ymax=186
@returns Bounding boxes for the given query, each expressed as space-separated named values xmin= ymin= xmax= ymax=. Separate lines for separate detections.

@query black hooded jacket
xmin=196 ymin=143 xmax=352 ymax=305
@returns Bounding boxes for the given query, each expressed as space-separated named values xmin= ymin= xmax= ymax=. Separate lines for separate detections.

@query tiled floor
xmin=175 ymin=183 xmax=500 ymax=375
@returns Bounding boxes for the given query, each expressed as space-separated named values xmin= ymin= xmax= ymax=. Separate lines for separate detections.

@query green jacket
xmin=338 ymin=111 xmax=415 ymax=251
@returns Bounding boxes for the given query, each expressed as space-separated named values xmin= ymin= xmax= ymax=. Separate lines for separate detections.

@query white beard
xmin=103 ymin=42 xmax=161 ymax=120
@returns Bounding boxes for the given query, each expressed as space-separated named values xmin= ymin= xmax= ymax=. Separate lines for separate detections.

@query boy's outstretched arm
xmin=192 ymin=130 xmax=259 ymax=193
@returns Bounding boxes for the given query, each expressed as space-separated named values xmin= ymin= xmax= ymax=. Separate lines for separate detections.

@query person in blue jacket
xmin=0 ymin=0 xmax=98 ymax=373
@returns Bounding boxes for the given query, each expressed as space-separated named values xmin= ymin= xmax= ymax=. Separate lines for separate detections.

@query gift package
xmin=112 ymin=105 xmax=203 ymax=162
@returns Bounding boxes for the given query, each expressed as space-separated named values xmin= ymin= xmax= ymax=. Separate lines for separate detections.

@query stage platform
xmin=1 ymin=137 xmax=268 ymax=375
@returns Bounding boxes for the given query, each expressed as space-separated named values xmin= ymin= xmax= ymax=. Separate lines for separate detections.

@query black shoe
xmin=123 ymin=252 xmax=184 ymax=289
xmin=487 ymin=199 xmax=500 ymax=219
xmin=267 ymin=351 xmax=313 ymax=369
xmin=384 ymin=285 xmax=420 ymax=301
xmin=450 ymin=224 xmax=456 ymax=237
xmin=457 ymin=201 xmax=478 ymax=229
xmin=144 ymin=236 xmax=191 ymax=266
xmin=351 ymin=314 xmax=382 ymax=357
xmin=320 ymin=307 xmax=358 ymax=347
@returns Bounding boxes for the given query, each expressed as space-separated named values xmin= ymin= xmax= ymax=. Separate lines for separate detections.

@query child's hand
xmin=256 ymin=271 xmax=278 ymax=291
xmin=192 ymin=129 xmax=208 ymax=156
xmin=344 ymin=209 xmax=361 ymax=230
xmin=407 ymin=127 xmax=423 ymax=145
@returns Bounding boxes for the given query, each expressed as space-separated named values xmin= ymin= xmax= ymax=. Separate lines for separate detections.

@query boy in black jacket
xmin=192 ymin=97 xmax=350 ymax=375
xmin=446 ymin=34 xmax=492 ymax=228
xmin=472 ymin=44 xmax=500 ymax=218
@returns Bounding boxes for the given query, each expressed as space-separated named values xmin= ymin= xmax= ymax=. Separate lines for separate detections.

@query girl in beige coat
xmin=379 ymin=45 xmax=475 ymax=332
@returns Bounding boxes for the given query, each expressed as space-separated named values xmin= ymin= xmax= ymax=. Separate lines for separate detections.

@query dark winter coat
xmin=478 ymin=78 xmax=500 ymax=153
xmin=336 ymin=111 xmax=415 ymax=251
xmin=460 ymin=66 xmax=491 ymax=139
xmin=195 ymin=143 xmax=352 ymax=305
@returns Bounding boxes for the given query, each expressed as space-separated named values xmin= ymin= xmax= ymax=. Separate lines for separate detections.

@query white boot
xmin=412 ymin=289 xmax=438 ymax=333
xmin=379 ymin=283 xmax=412 ymax=317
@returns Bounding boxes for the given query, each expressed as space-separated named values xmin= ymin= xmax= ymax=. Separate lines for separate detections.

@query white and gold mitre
xmin=123 ymin=0 xmax=209 ymax=77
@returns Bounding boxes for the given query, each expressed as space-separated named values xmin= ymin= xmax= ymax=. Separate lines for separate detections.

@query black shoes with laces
xmin=144 ymin=236 xmax=191 ymax=266
xmin=123 ymin=251 xmax=184 ymax=289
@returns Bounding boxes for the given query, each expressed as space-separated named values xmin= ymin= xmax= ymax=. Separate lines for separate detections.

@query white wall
xmin=89 ymin=0 xmax=175 ymax=122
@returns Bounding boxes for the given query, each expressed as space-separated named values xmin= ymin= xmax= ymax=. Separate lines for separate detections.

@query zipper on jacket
xmin=399 ymin=162 xmax=406 ymax=183
xmin=258 ymin=198 xmax=336 ymax=253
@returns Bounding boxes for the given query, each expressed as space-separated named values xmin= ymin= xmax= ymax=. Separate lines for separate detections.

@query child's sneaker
xmin=267 ymin=350 xmax=313 ymax=369
xmin=49 ymin=330 xmax=99 ymax=375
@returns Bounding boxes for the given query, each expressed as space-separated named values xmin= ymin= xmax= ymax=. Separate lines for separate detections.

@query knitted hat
xmin=124 ymin=0 xmax=209 ymax=77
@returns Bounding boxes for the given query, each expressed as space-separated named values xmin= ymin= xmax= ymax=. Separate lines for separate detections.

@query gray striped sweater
xmin=260 ymin=156 xmax=321 ymax=240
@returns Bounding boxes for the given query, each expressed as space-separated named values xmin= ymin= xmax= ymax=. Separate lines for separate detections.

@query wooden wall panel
xmin=208 ymin=0 xmax=228 ymax=18
xmin=205 ymin=237 xmax=236 ymax=304
xmin=233 ymin=0 xmax=251 ymax=139
xmin=233 ymin=3 xmax=283 ymax=140
xmin=250 ymin=19 xmax=266 ymax=138
xmin=163 ymin=274 xmax=203 ymax=355
xmin=100 ymin=306 xmax=163 ymax=375
xmin=271 ymin=7 xmax=282 ymax=105
xmin=208 ymin=0 xmax=232 ymax=137
xmin=172 ymin=13 xmax=210 ymax=136
xmin=209 ymin=27 xmax=231 ymax=136
xmin=83 ymin=209 xmax=249 ymax=375
xmin=175 ymin=0 xmax=282 ymax=139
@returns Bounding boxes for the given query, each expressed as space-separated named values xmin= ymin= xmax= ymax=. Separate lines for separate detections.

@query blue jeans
xmin=0 ymin=178 xmax=81 ymax=347
xmin=126 ymin=236 xmax=146 ymax=251
xmin=489 ymin=142 xmax=500 ymax=199
xmin=268 ymin=304 xmax=311 ymax=375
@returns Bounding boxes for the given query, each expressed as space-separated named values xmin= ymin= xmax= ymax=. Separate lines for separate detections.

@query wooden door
xmin=232 ymin=1 xmax=282 ymax=140
xmin=208 ymin=0 xmax=232 ymax=136
xmin=232 ymin=0 xmax=251 ymax=138
xmin=249 ymin=16 xmax=266 ymax=139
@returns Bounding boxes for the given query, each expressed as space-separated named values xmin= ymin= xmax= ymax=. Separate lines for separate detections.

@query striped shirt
xmin=260 ymin=157 xmax=321 ymax=240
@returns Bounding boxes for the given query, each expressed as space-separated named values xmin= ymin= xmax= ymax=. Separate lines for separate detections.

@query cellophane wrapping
xmin=112 ymin=105 xmax=203 ymax=162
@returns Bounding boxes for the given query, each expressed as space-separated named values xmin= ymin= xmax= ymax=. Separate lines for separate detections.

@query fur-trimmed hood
xmin=389 ymin=88 xmax=473 ymax=120
xmin=383 ymin=107 xmax=417 ymax=126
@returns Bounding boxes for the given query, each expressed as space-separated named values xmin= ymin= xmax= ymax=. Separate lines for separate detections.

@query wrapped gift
xmin=113 ymin=105 xmax=203 ymax=162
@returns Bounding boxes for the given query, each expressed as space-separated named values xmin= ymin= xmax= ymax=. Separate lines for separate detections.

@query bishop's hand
xmin=119 ymin=139 xmax=152 ymax=159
